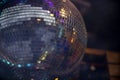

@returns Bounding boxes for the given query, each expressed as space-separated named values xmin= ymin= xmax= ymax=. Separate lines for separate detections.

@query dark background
xmin=72 ymin=0 xmax=120 ymax=52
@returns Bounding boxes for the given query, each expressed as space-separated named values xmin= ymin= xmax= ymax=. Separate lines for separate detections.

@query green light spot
xmin=7 ymin=61 xmax=10 ymax=64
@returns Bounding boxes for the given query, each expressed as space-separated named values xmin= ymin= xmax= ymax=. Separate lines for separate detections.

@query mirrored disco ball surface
xmin=0 ymin=0 xmax=87 ymax=79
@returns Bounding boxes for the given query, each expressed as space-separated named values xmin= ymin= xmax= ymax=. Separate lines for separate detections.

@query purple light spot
xmin=56 ymin=12 xmax=60 ymax=17
xmin=48 ymin=2 xmax=53 ymax=7
xmin=44 ymin=0 xmax=54 ymax=7
xmin=60 ymin=19 xmax=64 ymax=23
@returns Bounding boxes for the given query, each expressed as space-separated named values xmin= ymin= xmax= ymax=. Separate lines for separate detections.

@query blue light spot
xmin=12 ymin=64 xmax=14 ymax=66
xmin=7 ymin=61 xmax=10 ymax=64
xmin=58 ymin=25 xmax=63 ymax=38
xmin=18 ymin=64 xmax=22 ymax=68
xmin=27 ymin=63 xmax=31 ymax=67
xmin=2 ymin=59 xmax=5 ymax=62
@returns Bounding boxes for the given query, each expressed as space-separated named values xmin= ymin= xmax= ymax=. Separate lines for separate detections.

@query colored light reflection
xmin=27 ymin=63 xmax=31 ymax=67
xmin=7 ymin=61 xmax=10 ymax=64
xmin=37 ymin=60 xmax=41 ymax=64
xmin=37 ymin=18 xmax=41 ymax=22
xmin=62 ymin=0 xmax=66 ymax=2
xmin=54 ymin=77 xmax=59 ymax=80
xmin=41 ymin=56 xmax=46 ymax=61
xmin=58 ymin=25 xmax=63 ymax=38
xmin=50 ymin=14 xmax=54 ymax=17
xmin=40 ymin=51 xmax=49 ymax=61
xmin=71 ymin=38 xmax=74 ymax=43
xmin=60 ymin=8 xmax=67 ymax=18
xmin=73 ymin=32 xmax=76 ymax=35
xmin=12 ymin=64 xmax=14 ymax=66
xmin=18 ymin=64 xmax=22 ymax=68
xmin=2 ymin=59 xmax=5 ymax=62
xmin=0 ymin=0 xmax=7 ymax=5
xmin=45 ymin=0 xmax=54 ymax=7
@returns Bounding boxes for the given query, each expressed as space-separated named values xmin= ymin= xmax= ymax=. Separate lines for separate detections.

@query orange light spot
xmin=62 ymin=0 xmax=66 ymax=2
xmin=73 ymin=32 xmax=76 ymax=35
xmin=71 ymin=38 xmax=74 ymax=43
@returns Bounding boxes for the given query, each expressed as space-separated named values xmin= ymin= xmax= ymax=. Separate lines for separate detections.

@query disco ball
xmin=0 ymin=0 xmax=87 ymax=79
